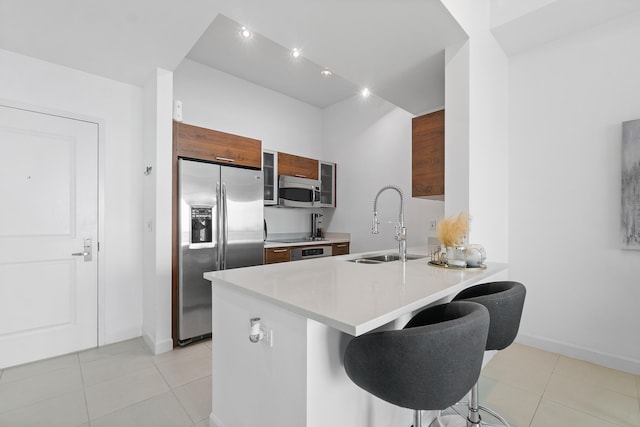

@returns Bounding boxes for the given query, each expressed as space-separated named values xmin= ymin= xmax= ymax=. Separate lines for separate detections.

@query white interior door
xmin=0 ymin=105 xmax=98 ymax=369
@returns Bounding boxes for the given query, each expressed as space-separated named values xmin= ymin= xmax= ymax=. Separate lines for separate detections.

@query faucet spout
xmin=372 ymin=185 xmax=407 ymax=262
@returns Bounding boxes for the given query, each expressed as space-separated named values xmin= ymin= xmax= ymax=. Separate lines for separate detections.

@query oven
xmin=290 ymin=245 xmax=333 ymax=261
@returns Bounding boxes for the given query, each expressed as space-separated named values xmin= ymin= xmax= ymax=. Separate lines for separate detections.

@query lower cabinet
xmin=332 ymin=242 xmax=350 ymax=256
xmin=265 ymin=247 xmax=290 ymax=264
xmin=266 ymin=242 xmax=349 ymax=264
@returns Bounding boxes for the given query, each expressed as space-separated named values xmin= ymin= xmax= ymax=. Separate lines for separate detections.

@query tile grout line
xmin=540 ymin=399 xmax=634 ymax=427
xmin=168 ymin=383 xmax=199 ymax=426
xmin=527 ymin=351 xmax=561 ymax=426
xmin=81 ymin=340 xmax=165 ymax=424
xmin=544 ymin=355 xmax=640 ymax=427
xmin=0 ymin=362 xmax=87 ymax=417
xmin=77 ymin=351 xmax=92 ymax=427
xmin=150 ymin=355 xmax=194 ymax=422
xmin=153 ymin=349 xmax=208 ymax=426
xmin=552 ymin=355 xmax=640 ymax=400
xmin=83 ymin=366 xmax=174 ymax=425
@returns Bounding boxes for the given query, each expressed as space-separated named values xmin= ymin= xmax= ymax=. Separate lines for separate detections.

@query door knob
xmin=72 ymin=238 xmax=92 ymax=261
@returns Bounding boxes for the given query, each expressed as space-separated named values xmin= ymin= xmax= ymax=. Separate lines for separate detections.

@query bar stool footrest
xmin=443 ymin=401 xmax=511 ymax=427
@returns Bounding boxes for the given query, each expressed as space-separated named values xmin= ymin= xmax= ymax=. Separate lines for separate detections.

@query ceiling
xmin=0 ymin=0 xmax=466 ymax=114
xmin=490 ymin=0 xmax=640 ymax=56
xmin=186 ymin=14 xmax=360 ymax=108
xmin=1 ymin=0 xmax=639 ymax=114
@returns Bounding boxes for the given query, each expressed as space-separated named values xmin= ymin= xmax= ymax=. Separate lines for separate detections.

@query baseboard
xmin=142 ymin=332 xmax=173 ymax=355
xmin=517 ymin=333 xmax=640 ymax=375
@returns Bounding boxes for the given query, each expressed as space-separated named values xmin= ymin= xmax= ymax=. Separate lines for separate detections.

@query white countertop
xmin=204 ymin=249 xmax=507 ymax=336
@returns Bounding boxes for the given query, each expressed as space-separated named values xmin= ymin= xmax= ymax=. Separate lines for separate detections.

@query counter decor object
xmin=436 ymin=211 xmax=469 ymax=267
xmin=446 ymin=245 xmax=467 ymax=267
xmin=465 ymin=244 xmax=486 ymax=267
xmin=428 ymin=242 xmax=487 ymax=270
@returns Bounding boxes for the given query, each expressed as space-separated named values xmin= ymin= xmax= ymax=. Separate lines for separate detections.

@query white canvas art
xmin=621 ymin=119 xmax=640 ymax=249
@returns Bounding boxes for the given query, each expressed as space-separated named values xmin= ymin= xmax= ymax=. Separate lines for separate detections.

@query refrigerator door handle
xmin=216 ymin=181 xmax=223 ymax=268
xmin=222 ymin=182 xmax=229 ymax=270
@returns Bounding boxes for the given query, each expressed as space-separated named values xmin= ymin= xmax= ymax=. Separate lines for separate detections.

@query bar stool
xmin=343 ymin=301 xmax=490 ymax=427
xmin=446 ymin=281 xmax=527 ymax=427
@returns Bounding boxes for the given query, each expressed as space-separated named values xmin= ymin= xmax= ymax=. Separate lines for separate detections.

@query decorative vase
xmin=446 ymin=245 xmax=467 ymax=268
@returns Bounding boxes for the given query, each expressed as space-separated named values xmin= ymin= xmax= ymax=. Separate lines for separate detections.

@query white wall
xmin=174 ymin=59 xmax=443 ymax=253
xmin=323 ymin=96 xmax=443 ymax=254
xmin=141 ymin=68 xmax=174 ymax=354
xmin=0 ymin=49 xmax=144 ymax=345
xmin=443 ymin=0 xmax=510 ymax=263
xmin=173 ymin=59 xmax=325 ymax=235
xmin=508 ymin=11 xmax=640 ymax=373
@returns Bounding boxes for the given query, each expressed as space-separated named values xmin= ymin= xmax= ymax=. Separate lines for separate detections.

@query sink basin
xmin=350 ymin=258 xmax=384 ymax=264
xmin=347 ymin=253 xmax=426 ymax=263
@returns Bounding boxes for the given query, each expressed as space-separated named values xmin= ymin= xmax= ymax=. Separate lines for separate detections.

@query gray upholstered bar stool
xmin=445 ymin=281 xmax=527 ymax=427
xmin=343 ymin=301 xmax=490 ymax=427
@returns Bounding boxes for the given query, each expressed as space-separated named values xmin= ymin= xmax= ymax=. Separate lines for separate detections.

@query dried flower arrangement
xmin=436 ymin=212 xmax=469 ymax=247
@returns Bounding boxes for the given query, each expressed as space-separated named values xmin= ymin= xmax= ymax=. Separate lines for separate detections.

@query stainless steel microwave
xmin=278 ymin=175 xmax=321 ymax=208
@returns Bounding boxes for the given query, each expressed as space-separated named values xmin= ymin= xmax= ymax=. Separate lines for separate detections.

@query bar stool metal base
xmin=429 ymin=409 xmax=510 ymax=427
xmin=429 ymin=382 xmax=511 ymax=427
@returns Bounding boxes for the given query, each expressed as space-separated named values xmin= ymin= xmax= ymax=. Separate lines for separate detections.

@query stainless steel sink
xmin=350 ymin=258 xmax=384 ymax=264
xmin=347 ymin=253 xmax=426 ymax=263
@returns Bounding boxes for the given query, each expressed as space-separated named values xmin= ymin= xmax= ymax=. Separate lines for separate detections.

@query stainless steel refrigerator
xmin=178 ymin=158 xmax=264 ymax=345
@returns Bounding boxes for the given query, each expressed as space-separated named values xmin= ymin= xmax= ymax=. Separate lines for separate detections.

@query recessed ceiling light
xmin=290 ymin=48 xmax=302 ymax=59
xmin=320 ymin=69 xmax=333 ymax=77
xmin=239 ymin=27 xmax=253 ymax=39
xmin=361 ymin=88 xmax=371 ymax=98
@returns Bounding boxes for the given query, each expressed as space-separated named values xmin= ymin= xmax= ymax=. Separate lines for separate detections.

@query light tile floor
xmin=471 ymin=343 xmax=640 ymax=427
xmin=0 ymin=340 xmax=638 ymax=426
xmin=0 ymin=338 xmax=211 ymax=427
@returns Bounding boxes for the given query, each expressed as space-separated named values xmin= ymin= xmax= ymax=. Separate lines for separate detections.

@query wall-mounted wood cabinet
xmin=412 ymin=110 xmax=444 ymax=200
xmin=174 ymin=121 xmax=262 ymax=169
xmin=277 ymin=152 xmax=319 ymax=180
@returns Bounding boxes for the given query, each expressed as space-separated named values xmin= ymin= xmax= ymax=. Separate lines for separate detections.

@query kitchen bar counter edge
xmin=204 ymin=249 xmax=507 ymax=337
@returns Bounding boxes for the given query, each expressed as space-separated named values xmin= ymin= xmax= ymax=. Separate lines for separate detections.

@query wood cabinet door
xmin=278 ymin=152 xmax=319 ymax=180
xmin=332 ymin=242 xmax=350 ymax=256
xmin=265 ymin=247 xmax=290 ymax=264
xmin=412 ymin=110 xmax=444 ymax=199
xmin=174 ymin=122 xmax=262 ymax=169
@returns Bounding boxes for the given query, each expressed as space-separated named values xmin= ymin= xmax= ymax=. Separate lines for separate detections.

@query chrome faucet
xmin=372 ymin=185 xmax=407 ymax=262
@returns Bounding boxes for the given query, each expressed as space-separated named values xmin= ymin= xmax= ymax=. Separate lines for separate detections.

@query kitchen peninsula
xmin=204 ymin=249 xmax=507 ymax=427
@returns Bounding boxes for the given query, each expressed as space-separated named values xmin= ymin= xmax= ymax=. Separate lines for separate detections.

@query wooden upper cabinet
xmin=174 ymin=121 xmax=262 ymax=169
xmin=412 ymin=110 xmax=444 ymax=200
xmin=277 ymin=152 xmax=319 ymax=180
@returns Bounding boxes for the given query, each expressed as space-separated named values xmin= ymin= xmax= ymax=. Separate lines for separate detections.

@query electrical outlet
xmin=264 ymin=328 xmax=274 ymax=347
